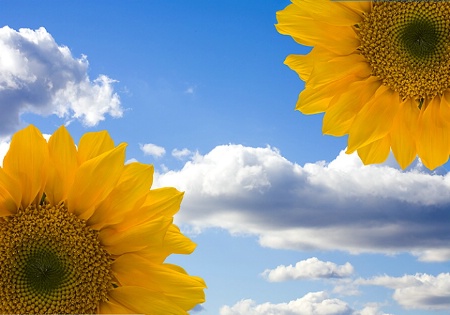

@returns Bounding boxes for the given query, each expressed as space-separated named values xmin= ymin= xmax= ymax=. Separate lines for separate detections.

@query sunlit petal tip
xmin=46 ymin=125 xmax=78 ymax=204
xmin=67 ymin=143 xmax=127 ymax=219
xmin=77 ymin=129 xmax=115 ymax=164
xmin=3 ymin=124 xmax=49 ymax=208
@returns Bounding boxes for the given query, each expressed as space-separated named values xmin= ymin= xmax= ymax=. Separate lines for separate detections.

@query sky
xmin=0 ymin=1 xmax=450 ymax=314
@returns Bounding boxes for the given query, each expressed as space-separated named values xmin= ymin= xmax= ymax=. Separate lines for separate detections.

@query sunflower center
xmin=358 ymin=1 xmax=450 ymax=101
xmin=0 ymin=203 xmax=112 ymax=314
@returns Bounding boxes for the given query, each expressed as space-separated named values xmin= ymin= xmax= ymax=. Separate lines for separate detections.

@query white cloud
xmin=154 ymin=144 xmax=450 ymax=261
xmin=220 ymin=292 xmax=353 ymax=315
xmin=262 ymin=257 xmax=354 ymax=282
xmin=358 ymin=273 xmax=450 ymax=310
xmin=140 ymin=143 xmax=166 ymax=158
xmin=172 ymin=148 xmax=193 ymax=160
xmin=0 ymin=26 xmax=122 ymax=136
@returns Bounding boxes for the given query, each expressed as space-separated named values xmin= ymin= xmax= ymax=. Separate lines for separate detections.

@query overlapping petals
xmin=277 ymin=0 xmax=450 ymax=170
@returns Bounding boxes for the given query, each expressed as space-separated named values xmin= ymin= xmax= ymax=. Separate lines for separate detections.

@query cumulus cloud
xmin=172 ymin=148 xmax=194 ymax=160
xmin=140 ymin=143 xmax=166 ymax=158
xmin=0 ymin=26 xmax=122 ymax=136
xmin=220 ymin=292 xmax=353 ymax=315
xmin=357 ymin=273 xmax=450 ymax=310
xmin=154 ymin=144 xmax=450 ymax=261
xmin=262 ymin=257 xmax=354 ymax=282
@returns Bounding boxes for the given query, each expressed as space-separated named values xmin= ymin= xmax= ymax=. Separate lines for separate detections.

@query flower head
xmin=0 ymin=125 xmax=206 ymax=314
xmin=276 ymin=0 xmax=450 ymax=170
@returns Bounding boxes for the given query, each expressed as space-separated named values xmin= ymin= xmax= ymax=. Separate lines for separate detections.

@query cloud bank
xmin=0 ymin=26 xmax=122 ymax=135
xmin=220 ymin=291 xmax=388 ymax=315
xmin=357 ymin=273 xmax=450 ymax=310
xmin=262 ymin=257 xmax=354 ymax=282
xmin=154 ymin=144 xmax=450 ymax=262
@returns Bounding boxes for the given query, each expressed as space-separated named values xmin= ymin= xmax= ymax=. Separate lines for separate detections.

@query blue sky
xmin=1 ymin=1 xmax=450 ymax=314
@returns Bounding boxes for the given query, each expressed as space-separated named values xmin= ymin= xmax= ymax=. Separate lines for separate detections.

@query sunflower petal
xmin=417 ymin=97 xmax=450 ymax=170
xmin=108 ymin=286 xmax=188 ymax=315
xmin=88 ymin=162 xmax=154 ymax=230
xmin=98 ymin=299 xmax=135 ymax=314
xmin=308 ymin=54 xmax=371 ymax=88
xmin=323 ymin=76 xmax=381 ymax=136
xmin=3 ymin=125 xmax=48 ymax=208
xmin=67 ymin=143 xmax=126 ymax=220
xmin=347 ymin=86 xmax=400 ymax=153
xmin=112 ymin=254 xmax=206 ymax=311
xmin=276 ymin=5 xmax=359 ymax=55
xmin=46 ymin=126 xmax=78 ymax=205
xmin=112 ymin=187 xmax=184 ymax=230
xmin=390 ymin=99 xmax=419 ymax=169
xmin=357 ymin=136 xmax=391 ymax=165
xmin=77 ymin=130 xmax=115 ymax=164
xmin=343 ymin=1 xmax=372 ymax=14
xmin=0 ymin=168 xmax=21 ymax=216
xmin=297 ymin=74 xmax=359 ymax=115
xmin=99 ymin=216 xmax=172 ymax=255
xmin=291 ymin=0 xmax=364 ymax=26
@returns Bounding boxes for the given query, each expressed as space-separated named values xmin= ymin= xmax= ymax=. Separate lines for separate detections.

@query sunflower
xmin=276 ymin=0 xmax=450 ymax=170
xmin=0 ymin=125 xmax=206 ymax=314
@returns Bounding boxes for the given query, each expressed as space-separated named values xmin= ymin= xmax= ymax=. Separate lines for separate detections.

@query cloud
xmin=262 ymin=257 xmax=354 ymax=282
xmin=154 ymin=144 xmax=450 ymax=261
xmin=220 ymin=292 xmax=353 ymax=315
xmin=0 ymin=26 xmax=122 ymax=136
xmin=357 ymin=273 xmax=450 ymax=310
xmin=140 ymin=143 xmax=166 ymax=158
xmin=172 ymin=148 xmax=194 ymax=160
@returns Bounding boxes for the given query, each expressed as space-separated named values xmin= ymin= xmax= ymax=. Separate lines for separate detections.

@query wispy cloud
xmin=172 ymin=148 xmax=194 ymax=160
xmin=154 ymin=144 xmax=450 ymax=261
xmin=356 ymin=273 xmax=450 ymax=310
xmin=0 ymin=26 xmax=122 ymax=136
xmin=262 ymin=257 xmax=354 ymax=282
xmin=140 ymin=143 xmax=166 ymax=158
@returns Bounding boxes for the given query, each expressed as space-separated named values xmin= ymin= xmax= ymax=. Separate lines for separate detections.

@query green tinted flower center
xmin=0 ymin=203 xmax=113 ymax=314
xmin=358 ymin=1 xmax=450 ymax=101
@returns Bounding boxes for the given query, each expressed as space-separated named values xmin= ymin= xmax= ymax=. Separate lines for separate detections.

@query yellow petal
xmin=77 ymin=130 xmax=115 ymax=164
xmin=323 ymin=76 xmax=382 ymax=136
xmin=276 ymin=5 xmax=359 ymax=55
xmin=308 ymin=54 xmax=371 ymax=88
xmin=45 ymin=126 xmax=78 ymax=205
xmin=347 ymin=86 xmax=400 ymax=153
xmin=108 ymin=286 xmax=187 ymax=315
xmin=417 ymin=97 xmax=450 ymax=170
xmin=88 ymin=162 xmax=154 ymax=230
xmin=163 ymin=224 xmax=197 ymax=255
xmin=113 ymin=187 xmax=184 ymax=231
xmin=0 ymin=168 xmax=21 ymax=216
xmin=3 ymin=125 xmax=48 ymax=208
xmin=98 ymin=299 xmax=135 ymax=314
xmin=291 ymin=0 xmax=364 ymax=26
xmin=112 ymin=254 xmax=206 ymax=311
xmin=285 ymin=47 xmax=337 ymax=83
xmin=99 ymin=216 xmax=172 ymax=255
xmin=390 ymin=99 xmax=420 ymax=169
xmin=67 ymin=143 xmax=126 ymax=220
xmin=297 ymin=74 xmax=359 ymax=115
xmin=357 ymin=136 xmax=390 ymax=165
xmin=344 ymin=1 xmax=372 ymax=14
xmin=440 ymin=90 xmax=450 ymax=123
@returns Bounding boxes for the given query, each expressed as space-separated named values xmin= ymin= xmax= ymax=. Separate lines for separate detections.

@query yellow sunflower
xmin=0 ymin=125 xmax=206 ymax=314
xmin=276 ymin=0 xmax=450 ymax=170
